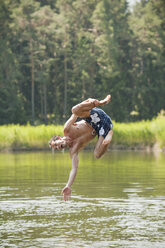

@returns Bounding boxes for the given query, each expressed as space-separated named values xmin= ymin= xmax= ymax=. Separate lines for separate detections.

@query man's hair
xmin=48 ymin=135 xmax=62 ymax=147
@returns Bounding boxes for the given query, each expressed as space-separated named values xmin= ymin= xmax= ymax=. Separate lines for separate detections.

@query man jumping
xmin=49 ymin=95 xmax=113 ymax=201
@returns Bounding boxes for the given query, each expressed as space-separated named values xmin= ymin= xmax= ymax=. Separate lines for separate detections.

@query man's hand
xmin=62 ymin=186 xmax=71 ymax=201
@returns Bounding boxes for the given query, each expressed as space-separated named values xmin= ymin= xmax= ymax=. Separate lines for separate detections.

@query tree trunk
xmin=40 ymin=88 xmax=44 ymax=121
xmin=30 ymin=38 xmax=35 ymax=124
xmin=64 ymin=48 xmax=68 ymax=120
xmin=43 ymin=82 xmax=47 ymax=125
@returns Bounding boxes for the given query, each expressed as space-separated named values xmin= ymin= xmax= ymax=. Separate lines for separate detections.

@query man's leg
xmin=94 ymin=130 xmax=113 ymax=159
xmin=72 ymin=95 xmax=111 ymax=118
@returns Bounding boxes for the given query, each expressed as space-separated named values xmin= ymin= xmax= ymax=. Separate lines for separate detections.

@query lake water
xmin=0 ymin=151 xmax=165 ymax=248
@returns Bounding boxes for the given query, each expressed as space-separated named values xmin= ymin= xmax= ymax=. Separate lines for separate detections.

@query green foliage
xmin=0 ymin=0 xmax=164 ymax=124
xmin=128 ymin=0 xmax=165 ymax=120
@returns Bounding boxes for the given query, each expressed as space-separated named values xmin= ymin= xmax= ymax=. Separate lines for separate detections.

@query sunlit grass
xmin=150 ymin=117 xmax=165 ymax=149
xmin=113 ymin=121 xmax=156 ymax=148
xmin=112 ymin=117 xmax=165 ymax=149
xmin=0 ymin=124 xmax=63 ymax=150
xmin=0 ymin=117 xmax=165 ymax=151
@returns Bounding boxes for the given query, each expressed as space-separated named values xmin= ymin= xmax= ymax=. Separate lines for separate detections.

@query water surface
xmin=0 ymin=151 xmax=165 ymax=247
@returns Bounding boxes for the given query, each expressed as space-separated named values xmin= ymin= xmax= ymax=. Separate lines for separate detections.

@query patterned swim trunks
xmin=84 ymin=108 xmax=113 ymax=138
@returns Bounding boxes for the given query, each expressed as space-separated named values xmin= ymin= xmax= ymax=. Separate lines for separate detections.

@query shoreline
xmin=0 ymin=143 xmax=164 ymax=153
xmin=0 ymin=117 xmax=165 ymax=153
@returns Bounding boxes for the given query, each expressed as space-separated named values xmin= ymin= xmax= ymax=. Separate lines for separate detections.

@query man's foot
xmin=99 ymin=95 xmax=111 ymax=106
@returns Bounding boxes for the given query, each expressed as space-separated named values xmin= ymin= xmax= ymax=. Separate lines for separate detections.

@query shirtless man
xmin=49 ymin=95 xmax=113 ymax=201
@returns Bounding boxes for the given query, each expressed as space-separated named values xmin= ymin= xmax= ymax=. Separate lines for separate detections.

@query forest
xmin=0 ymin=0 xmax=165 ymax=125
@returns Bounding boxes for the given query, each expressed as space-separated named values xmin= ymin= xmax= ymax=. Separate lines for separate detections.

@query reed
xmin=112 ymin=117 xmax=165 ymax=149
xmin=0 ymin=124 xmax=63 ymax=150
xmin=150 ymin=117 xmax=165 ymax=149
xmin=0 ymin=117 xmax=165 ymax=151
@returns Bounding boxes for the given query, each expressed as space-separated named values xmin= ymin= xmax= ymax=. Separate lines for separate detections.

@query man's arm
xmin=64 ymin=114 xmax=78 ymax=133
xmin=62 ymin=151 xmax=79 ymax=201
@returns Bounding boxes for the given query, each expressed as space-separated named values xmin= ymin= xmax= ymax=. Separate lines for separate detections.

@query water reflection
xmin=0 ymin=151 xmax=165 ymax=248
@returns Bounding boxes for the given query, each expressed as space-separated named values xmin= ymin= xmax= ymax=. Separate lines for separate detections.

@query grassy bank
xmin=0 ymin=117 xmax=165 ymax=151
xmin=112 ymin=117 xmax=165 ymax=150
xmin=0 ymin=124 xmax=64 ymax=151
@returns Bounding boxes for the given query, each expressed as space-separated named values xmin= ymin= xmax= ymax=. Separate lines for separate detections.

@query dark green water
xmin=0 ymin=151 xmax=165 ymax=248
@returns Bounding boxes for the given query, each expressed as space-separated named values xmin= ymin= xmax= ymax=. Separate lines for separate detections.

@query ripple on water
xmin=0 ymin=191 xmax=165 ymax=248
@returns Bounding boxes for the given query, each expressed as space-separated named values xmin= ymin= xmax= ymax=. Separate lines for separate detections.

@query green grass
xmin=0 ymin=117 xmax=165 ymax=151
xmin=112 ymin=117 xmax=165 ymax=149
xmin=0 ymin=124 xmax=63 ymax=151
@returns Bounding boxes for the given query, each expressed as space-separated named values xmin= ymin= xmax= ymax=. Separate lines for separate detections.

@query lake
xmin=0 ymin=151 xmax=165 ymax=248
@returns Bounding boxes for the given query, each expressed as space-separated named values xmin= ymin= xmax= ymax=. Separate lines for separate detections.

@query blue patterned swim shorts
xmin=84 ymin=108 xmax=113 ymax=138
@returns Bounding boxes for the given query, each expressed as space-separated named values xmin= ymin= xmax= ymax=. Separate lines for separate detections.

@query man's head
xmin=49 ymin=135 xmax=67 ymax=150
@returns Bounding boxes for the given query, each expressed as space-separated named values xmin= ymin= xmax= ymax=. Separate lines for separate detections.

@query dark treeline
xmin=0 ymin=0 xmax=165 ymax=125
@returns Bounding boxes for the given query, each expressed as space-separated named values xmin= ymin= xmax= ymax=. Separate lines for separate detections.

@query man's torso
xmin=64 ymin=120 xmax=96 ymax=151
